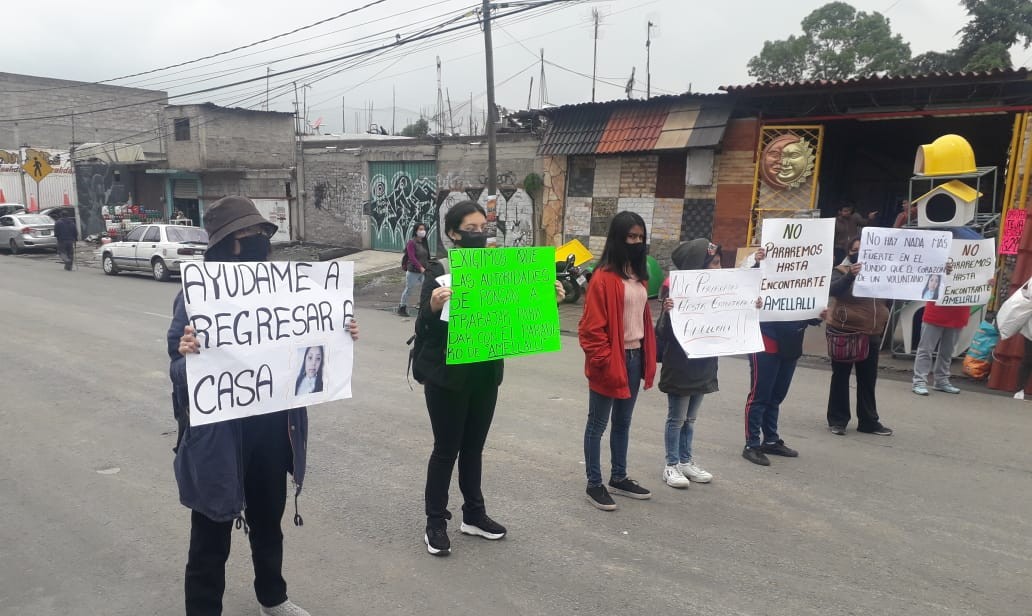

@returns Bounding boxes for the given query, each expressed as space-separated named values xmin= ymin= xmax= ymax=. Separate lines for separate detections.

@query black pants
xmin=1017 ymin=338 xmax=1032 ymax=393
xmin=424 ymin=379 xmax=499 ymax=525
xmin=57 ymin=240 xmax=74 ymax=270
xmin=827 ymin=336 xmax=882 ymax=430
xmin=185 ymin=412 xmax=292 ymax=615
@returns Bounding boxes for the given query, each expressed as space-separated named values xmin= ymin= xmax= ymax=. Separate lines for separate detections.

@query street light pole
xmin=483 ymin=0 xmax=498 ymax=197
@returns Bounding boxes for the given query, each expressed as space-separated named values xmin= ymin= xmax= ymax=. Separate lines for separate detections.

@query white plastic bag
xmin=996 ymin=278 xmax=1032 ymax=339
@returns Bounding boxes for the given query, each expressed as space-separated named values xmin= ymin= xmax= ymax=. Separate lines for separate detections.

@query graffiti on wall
xmin=312 ymin=172 xmax=368 ymax=233
xmin=436 ymin=185 xmax=534 ymax=250
xmin=75 ymin=162 xmax=132 ymax=235
xmin=368 ymin=170 xmax=438 ymax=252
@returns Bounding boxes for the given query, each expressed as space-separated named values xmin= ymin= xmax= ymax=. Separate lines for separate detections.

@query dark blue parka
xmin=168 ymin=290 xmax=308 ymax=523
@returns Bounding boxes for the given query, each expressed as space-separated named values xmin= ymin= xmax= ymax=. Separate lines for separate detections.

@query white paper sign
xmin=667 ymin=268 xmax=764 ymax=358
xmin=759 ymin=218 xmax=834 ymax=322
xmin=437 ymin=274 xmax=451 ymax=321
xmin=853 ymin=228 xmax=952 ymax=301
xmin=938 ymin=238 xmax=995 ymax=306
xmin=182 ymin=261 xmax=355 ymax=426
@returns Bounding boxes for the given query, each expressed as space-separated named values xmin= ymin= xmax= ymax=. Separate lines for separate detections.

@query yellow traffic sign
xmin=23 ymin=151 xmax=53 ymax=183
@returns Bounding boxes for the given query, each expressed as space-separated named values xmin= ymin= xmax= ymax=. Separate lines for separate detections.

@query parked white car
xmin=101 ymin=223 xmax=208 ymax=281
xmin=0 ymin=213 xmax=57 ymax=253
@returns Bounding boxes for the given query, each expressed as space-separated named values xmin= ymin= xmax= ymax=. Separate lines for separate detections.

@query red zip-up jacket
xmin=578 ymin=268 xmax=656 ymax=399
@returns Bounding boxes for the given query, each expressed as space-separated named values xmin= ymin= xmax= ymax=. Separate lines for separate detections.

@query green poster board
xmin=446 ymin=246 xmax=561 ymax=365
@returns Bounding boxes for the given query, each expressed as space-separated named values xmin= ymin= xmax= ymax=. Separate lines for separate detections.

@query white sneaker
xmin=678 ymin=459 xmax=713 ymax=483
xmin=662 ymin=465 xmax=691 ymax=488
xmin=259 ymin=600 xmax=311 ymax=616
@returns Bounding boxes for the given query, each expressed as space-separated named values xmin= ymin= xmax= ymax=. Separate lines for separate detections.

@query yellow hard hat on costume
xmin=914 ymin=134 xmax=977 ymax=176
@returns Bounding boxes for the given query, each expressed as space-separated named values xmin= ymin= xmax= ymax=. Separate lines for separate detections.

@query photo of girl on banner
xmin=294 ymin=345 xmax=325 ymax=396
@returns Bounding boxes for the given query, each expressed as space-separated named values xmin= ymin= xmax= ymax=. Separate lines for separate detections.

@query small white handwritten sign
xmin=667 ymin=268 xmax=764 ymax=358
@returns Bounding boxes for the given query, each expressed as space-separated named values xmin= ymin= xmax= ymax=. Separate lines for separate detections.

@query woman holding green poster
xmin=579 ymin=211 xmax=657 ymax=511
xmin=411 ymin=200 xmax=566 ymax=557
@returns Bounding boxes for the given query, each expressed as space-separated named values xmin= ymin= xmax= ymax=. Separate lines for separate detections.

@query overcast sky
xmin=6 ymin=0 xmax=1028 ymax=133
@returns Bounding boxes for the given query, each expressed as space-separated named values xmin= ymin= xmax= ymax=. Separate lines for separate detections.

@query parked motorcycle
xmin=556 ymin=253 xmax=588 ymax=304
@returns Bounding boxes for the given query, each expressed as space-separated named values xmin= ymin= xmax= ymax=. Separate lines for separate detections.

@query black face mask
xmin=236 ymin=235 xmax=271 ymax=261
xmin=455 ymin=230 xmax=488 ymax=249
xmin=847 ymin=252 xmax=859 ymax=262
xmin=626 ymin=243 xmax=647 ymax=260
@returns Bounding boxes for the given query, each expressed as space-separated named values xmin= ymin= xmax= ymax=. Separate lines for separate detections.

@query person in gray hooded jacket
xmin=169 ymin=196 xmax=359 ymax=616
xmin=655 ymin=239 xmax=723 ymax=488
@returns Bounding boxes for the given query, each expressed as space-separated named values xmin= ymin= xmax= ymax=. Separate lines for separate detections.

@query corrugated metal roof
xmin=539 ymin=96 xmax=731 ymax=156
xmin=596 ymin=106 xmax=667 ymax=154
xmin=720 ymin=68 xmax=1029 ymax=94
xmin=538 ymin=106 xmax=610 ymax=156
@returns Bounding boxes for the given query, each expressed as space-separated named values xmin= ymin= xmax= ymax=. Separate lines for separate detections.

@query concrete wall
xmin=302 ymin=134 xmax=543 ymax=251
xmin=165 ymin=105 xmax=294 ymax=171
xmin=0 ymin=73 xmax=166 ymax=151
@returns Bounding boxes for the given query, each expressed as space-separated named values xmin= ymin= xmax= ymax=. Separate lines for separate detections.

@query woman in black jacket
xmin=412 ymin=200 xmax=564 ymax=556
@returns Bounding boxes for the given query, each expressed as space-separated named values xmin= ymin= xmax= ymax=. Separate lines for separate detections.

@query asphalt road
xmin=2 ymin=251 xmax=1031 ymax=616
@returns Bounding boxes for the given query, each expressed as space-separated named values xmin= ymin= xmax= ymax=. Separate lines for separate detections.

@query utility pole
xmin=592 ymin=9 xmax=600 ymax=103
xmin=538 ymin=48 xmax=549 ymax=108
xmin=436 ymin=56 xmax=446 ymax=135
xmin=447 ymin=89 xmax=455 ymax=136
xmin=266 ymin=66 xmax=272 ymax=111
xmin=527 ymin=76 xmax=534 ymax=110
xmin=392 ymin=86 xmax=396 ymax=135
xmin=341 ymin=96 xmax=346 ymax=134
xmin=482 ymin=0 xmax=498 ymax=197
xmin=646 ymin=21 xmax=656 ymax=99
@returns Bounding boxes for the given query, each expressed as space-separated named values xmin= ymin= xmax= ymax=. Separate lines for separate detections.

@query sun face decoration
xmin=759 ymin=133 xmax=816 ymax=190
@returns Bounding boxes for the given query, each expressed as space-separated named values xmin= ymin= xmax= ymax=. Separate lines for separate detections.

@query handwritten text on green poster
xmin=446 ymin=246 xmax=561 ymax=365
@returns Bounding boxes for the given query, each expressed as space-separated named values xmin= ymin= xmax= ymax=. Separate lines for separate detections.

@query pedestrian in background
xmin=412 ymin=200 xmax=566 ymax=556
xmin=54 ymin=214 xmax=77 ymax=271
xmin=825 ymin=237 xmax=893 ymax=436
xmin=655 ymin=238 xmax=722 ymax=488
xmin=399 ymin=222 xmax=430 ymax=317
xmin=579 ymin=211 xmax=656 ymax=510
xmin=169 ymin=196 xmax=360 ymax=616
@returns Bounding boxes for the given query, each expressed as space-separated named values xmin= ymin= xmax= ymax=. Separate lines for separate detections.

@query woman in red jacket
xmin=579 ymin=211 xmax=657 ymax=511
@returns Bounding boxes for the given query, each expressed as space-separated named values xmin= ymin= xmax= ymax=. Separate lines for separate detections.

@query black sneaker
xmin=742 ymin=446 xmax=771 ymax=466
xmin=586 ymin=485 xmax=617 ymax=511
xmin=857 ymin=423 xmax=893 ymax=436
xmin=460 ymin=514 xmax=507 ymax=540
xmin=761 ymin=440 xmax=799 ymax=457
xmin=608 ymin=477 xmax=652 ymax=500
xmin=424 ymin=523 xmax=450 ymax=556
xmin=829 ymin=425 xmax=846 ymax=435
xmin=398 ymin=305 xmax=409 ymax=317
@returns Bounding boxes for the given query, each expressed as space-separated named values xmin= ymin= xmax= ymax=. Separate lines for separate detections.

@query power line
xmin=3 ymin=3 xmax=479 ymax=119
xmin=0 ymin=1 xmax=576 ymax=125
xmin=5 ymin=0 xmax=397 ymax=94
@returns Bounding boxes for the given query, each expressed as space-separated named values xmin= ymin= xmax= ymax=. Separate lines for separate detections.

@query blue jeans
xmin=584 ymin=349 xmax=642 ymax=488
xmin=400 ymin=270 xmax=423 ymax=307
xmin=665 ymin=394 xmax=704 ymax=466
xmin=745 ymin=352 xmax=798 ymax=448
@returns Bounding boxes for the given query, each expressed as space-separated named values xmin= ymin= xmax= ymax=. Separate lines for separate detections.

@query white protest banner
xmin=853 ymin=228 xmax=952 ymax=301
xmin=181 ymin=261 xmax=355 ymax=426
xmin=937 ymin=238 xmax=995 ymax=306
xmin=759 ymin=218 xmax=833 ymax=322
xmin=667 ymin=268 xmax=764 ymax=358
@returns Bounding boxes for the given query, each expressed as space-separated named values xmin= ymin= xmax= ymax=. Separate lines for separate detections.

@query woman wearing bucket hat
xmin=168 ymin=196 xmax=360 ymax=616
